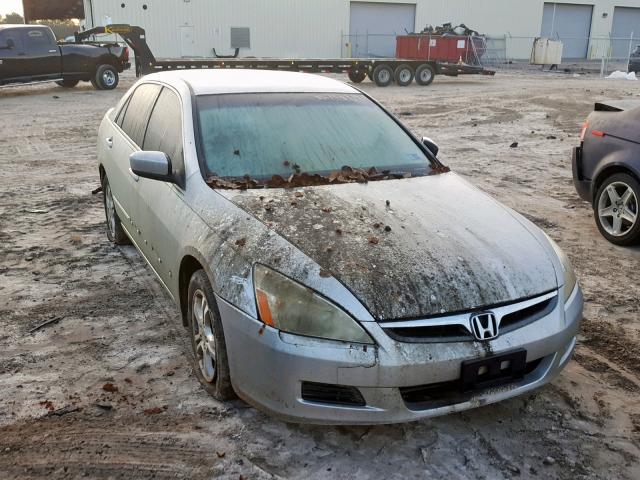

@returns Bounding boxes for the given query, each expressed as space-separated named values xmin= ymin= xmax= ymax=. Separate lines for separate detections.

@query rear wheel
xmin=347 ymin=69 xmax=367 ymax=83
xmin=188 ymin=270 xmax=236 ymax=401
xmin=372 ymin=64 xmax=394 ymax=87
xmin=56 ymin=79 xmax=79 ymax=88
xmin=415 ymin=63 xmax=436 ymax=86
xmin=394 ymin=64 xmax=414 ymax=86
xmin=94 ymin=64 xmax=119 ymax=90
xmin=594 ymin=173 xmax=640 ymax=245
xmin=102 ymin=175 xmax=129 ymax=245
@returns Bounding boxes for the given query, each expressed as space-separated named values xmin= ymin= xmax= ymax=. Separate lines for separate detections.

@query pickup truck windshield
xmin=196 ymin=93 xmax=433 ymax=188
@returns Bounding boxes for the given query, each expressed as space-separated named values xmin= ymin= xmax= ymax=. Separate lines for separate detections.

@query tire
xmin=102 ymin=175 xmax=130 ymax=245
xmin=372 ymin=64 xmax=394 ymax=87
xmin=593 ymin=172 xmax=640 ymax=246
xmin=415 ymin=63 xmax=436 ymax=86
xmin=347 ymin=69 xmax=367 ymax=83
xmin=394 ymin=64 xmax=414 ymax=86
xmin=56 ymin=79 xmax=80 ymax=88
xmin=187 ymin=270 xmax=236 ymax=401
xmin=94 ymin=64 xmax=119 ymax=90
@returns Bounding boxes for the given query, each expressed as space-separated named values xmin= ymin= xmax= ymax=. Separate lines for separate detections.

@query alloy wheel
xmin=598 ymin=181 xmax=638 ymax=236
xmin=191 ymin=289 xmax=217 ymax=382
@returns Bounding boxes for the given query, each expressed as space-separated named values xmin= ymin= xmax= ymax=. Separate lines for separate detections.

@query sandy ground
xmin=0 ymin=69 xmax=639 ymax=479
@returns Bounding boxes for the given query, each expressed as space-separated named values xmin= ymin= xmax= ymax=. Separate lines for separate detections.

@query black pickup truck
xmin=0 ymin=24 xmax=130 ymax=90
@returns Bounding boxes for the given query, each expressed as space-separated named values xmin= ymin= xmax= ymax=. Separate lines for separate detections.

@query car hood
xmin=219 ymin=173 xmax=558 ymax=320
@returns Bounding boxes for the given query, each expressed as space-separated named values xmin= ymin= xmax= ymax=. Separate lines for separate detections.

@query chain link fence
xmin=341 ymin=33 xmax=639 ymax=77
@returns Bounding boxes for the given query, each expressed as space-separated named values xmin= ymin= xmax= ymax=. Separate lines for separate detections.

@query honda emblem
xmin=470 ymin=312 xmax=499 ymax=341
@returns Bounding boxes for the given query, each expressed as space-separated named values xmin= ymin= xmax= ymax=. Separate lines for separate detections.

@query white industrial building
xmin=82 ymin=0 xmax=640 ymax=60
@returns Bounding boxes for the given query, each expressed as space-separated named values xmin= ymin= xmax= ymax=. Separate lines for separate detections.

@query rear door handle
xmin=105 ymin=137 xmax=113 ymax=149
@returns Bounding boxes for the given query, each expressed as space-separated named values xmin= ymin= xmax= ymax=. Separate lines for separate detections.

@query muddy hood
xmin=222 ymin=173 xmax=558 ymax=320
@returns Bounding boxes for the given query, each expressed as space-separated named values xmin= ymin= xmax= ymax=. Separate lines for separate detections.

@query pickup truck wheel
xmin=95 ymin=65 xmax=119 ymax=90
xmin=102 ymin=175 xmax=130 ymax=245
xmin=415 ymin=64 xmax=436 ymax=86
xmin=55 ymin=79 xmax=79 ymax=88
xmin=594 ymin=173 xmax=640 ymax=246
xmin=188 ymin=270 xmax=236 ymax=401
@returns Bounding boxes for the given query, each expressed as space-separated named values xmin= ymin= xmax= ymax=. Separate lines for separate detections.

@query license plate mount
xmin=460 ymin=349 xmax=527 ymax=392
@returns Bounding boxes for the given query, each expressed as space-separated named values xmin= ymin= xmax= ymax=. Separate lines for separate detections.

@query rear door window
xmin=119 ymin=83 xmax=161 ymax=147
xmin=0 ymin=29 xmax=24 ymax=53
xmin=21 ymin=28 xmax=55 ymax=53
xmin=143 ymin=87 xmax=184 ymax=176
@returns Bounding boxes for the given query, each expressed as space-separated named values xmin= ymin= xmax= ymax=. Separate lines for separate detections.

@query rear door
xmin=107 ymin=83 xmax=162 ymax=241
xmin=19 ymin=27 xmax=61 ymax=80
xmin=0 ymin=28 xmax=25 ymax=83
xmin=137 ymin=87 xmax=186 ymax=284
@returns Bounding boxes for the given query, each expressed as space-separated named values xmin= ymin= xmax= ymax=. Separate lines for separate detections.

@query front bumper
xmin=218 ymin=285 xmax=583 ymax=425
xmin=572 ymin=146 xmax=591 ymax=201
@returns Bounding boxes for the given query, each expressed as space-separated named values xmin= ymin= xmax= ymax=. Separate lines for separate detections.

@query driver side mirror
xmin=422 ymin=136 xmax=439 ymax=157
xmin=0 ymin=38 xmax=15 ymax=50
xmin=129 ymin=151 xmax=175 ymax=183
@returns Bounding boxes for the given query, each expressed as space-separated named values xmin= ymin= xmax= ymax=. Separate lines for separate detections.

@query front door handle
xmin=105 ymin=137 xmax=113 ymax=149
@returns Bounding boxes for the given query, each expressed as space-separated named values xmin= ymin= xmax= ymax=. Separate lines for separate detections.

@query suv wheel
xmin=94 ymin=65 xmax=119 ymax=90
xmin=594 ymin=173 xmax=640 ymax=245
xmin=102 ymin=175 xmax=130 ymax=245
xmin=187 ymin=270 xmax=236 ymax=401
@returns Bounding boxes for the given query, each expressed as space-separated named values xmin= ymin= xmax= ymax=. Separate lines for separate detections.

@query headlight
xmin=253 ymin=264 xmax=373 ymax=344
xmin=545 ymin=234 xmax=577 ymax=301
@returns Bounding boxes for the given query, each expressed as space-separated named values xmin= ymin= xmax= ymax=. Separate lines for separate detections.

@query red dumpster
xmin=395 ymin=35 xmax=486 ymax=63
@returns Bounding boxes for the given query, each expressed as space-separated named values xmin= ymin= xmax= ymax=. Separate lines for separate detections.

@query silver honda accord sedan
xmin=97 ymin=69 xmax=583 ymax=424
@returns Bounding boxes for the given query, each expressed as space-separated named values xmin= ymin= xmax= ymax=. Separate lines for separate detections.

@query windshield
xmin=196 ymin=92 xmax=436 ymax=188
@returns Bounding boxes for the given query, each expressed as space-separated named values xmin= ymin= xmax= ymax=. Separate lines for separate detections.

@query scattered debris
xmin=216 ymin=451 xmax=226 ymax=458
xmin=510 ymin=142 xmax=519 ymax=148
xmin=102 ymin=383 xmax=118 ymax=393
xmin=143 ymin=406 xmax=167 ymax=415
xmin=205 ymin=165 xmax=449 ymax=190
xmin=606 ymin=71 xmax=637 ymax=81
xmin=24 ymin=208 xmax=48 ymax=214
xmin=70 ymin=235 xmax=82 ymax=245
xmin=46 ymin=405 xmax=80 ymax=417
xmin=235 ymin=238 xmax=247 ymax=247
xmin=29 ymin=316 xmax=63 ymax=334
xmin=95 ymin=403 xmax=113 ymax=410
xmin=384 ymin=225 xmax=392 ymax=232
xmin=368 ymin=236 xmax=380 ymax=245
xmin=319 ymin=269 xmax=332 ymax=278
xmin=546 ymin=135 xmax=557 ymax=140
xmin=335 ymin=228 xmax=343 ymax=235
xmin=91 ymin=186 xmax=103 ymax=195
xmin=543 ymin=456 xmax=556 ymax=466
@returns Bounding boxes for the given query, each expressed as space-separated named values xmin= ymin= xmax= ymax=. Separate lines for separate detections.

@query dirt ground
xmin=0 ymin=69 xmax=639 ymax=480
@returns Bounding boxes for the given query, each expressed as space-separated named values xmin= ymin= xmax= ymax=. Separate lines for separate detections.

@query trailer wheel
xmin=56 ymin=79 xmax=80 ymax=88
xmin=94 ymin=64 xmax=119 ymax=90
xmin=348 ymin=69 xmax=367 ymax=83
xmin=415 ymin=64 xmax=436 ymax=86
xmin=372 ymin=64 xmax=394 ymax=87
xmin=394 ymin=64 xmax=414 ymax=87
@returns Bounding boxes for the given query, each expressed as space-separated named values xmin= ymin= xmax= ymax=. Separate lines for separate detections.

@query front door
xmin=180 ymin=26 xmax=196 ymax=58
xmin=19 ymin=27 xmax=61 ymax=80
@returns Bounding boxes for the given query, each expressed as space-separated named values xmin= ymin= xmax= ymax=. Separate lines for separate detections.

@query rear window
xmin=21 ymin=28 xmax=55 ymax=51
xmin=119 ymin=83 xmax=161 ymax=147
xmin=196 ymin=92 xmax=433 ymax=188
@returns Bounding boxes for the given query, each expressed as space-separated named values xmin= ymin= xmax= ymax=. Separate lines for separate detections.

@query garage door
xmin=540 ymin=3 xmax=593 ymax=58
xmin=349 ymin=2 xmax=416 ymax=58
xmin=611 ymin=7 xmax=640 ymax=59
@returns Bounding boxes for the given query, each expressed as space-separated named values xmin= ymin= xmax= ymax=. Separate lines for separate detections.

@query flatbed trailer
xmin=76 ymin=24 xmax=495 ymax=87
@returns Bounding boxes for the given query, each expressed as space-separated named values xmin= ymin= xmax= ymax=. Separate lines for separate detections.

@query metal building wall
xmin=83 ymin=0 xmax=640 ymax=59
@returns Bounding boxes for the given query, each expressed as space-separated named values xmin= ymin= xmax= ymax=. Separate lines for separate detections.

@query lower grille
xmin=400 ymin=357 xmax=544 ymax=410
xmin=301 ymin=382 xmax=366 ymax=407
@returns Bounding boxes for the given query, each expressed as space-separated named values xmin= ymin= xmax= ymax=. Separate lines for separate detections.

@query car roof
xmin=0 ymin=24 xmax=48 ymax=30
xmin=144 ymin=69 xmax=358 ymax=95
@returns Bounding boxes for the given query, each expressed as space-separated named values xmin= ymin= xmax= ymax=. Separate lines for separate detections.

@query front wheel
xmin=56 ymin=79 xmax=79 ymax=88
xmin=94 ymin=64 xmax=119 ymax=90
xmin=188 ymin=270 xmax=236 ymax=401
xmin=594 ymin=173 xmax=640 ymax=245
xmin=102 ymin=175 xmax=130 ymax=245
